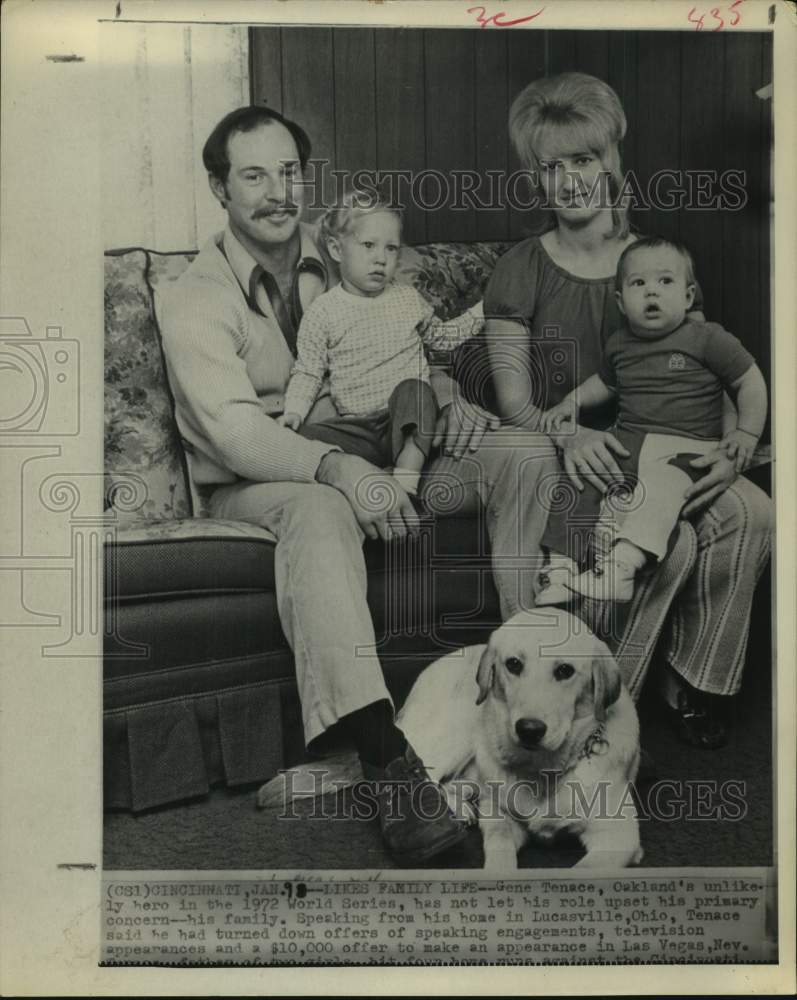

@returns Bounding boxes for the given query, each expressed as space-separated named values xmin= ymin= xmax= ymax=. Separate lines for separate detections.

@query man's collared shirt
xmin=221 ymin=225 xmax=329 ymax=353
xmin=160 ymin=222 xmax=340 ymax=487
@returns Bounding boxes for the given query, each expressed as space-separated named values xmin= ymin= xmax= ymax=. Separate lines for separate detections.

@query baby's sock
xmin=546 ymin=552 xmax=579 ymax=574
xmin=610 ymin=539 xmax=648 ymax=572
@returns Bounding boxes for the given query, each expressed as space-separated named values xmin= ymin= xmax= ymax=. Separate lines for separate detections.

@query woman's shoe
xmin=666 ymin=690 xmax=728 ymax=750
xmin=635 ymin=748 xmax=658 ymax=785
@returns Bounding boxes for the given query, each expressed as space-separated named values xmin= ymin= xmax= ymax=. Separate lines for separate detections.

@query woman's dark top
xmin=482 ymin=234 xmax=704 ymax=430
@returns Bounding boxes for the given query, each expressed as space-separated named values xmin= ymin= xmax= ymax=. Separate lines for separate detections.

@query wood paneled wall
xmin=250 ymin=28 xmax=772 ymax=389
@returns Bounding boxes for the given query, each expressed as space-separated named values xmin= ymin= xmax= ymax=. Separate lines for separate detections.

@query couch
xmin=103 ymin=240 xmax=522 ymax=811
xmin=103 ymin=239 xmax=769 ymax=813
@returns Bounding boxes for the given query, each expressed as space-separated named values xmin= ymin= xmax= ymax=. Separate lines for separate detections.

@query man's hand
xmin=277 ymin=412 xmax=303 ymax=430
xmin=719 ymin=428 xmax=759 ymax=473
xmin=682 ymin=449 xmax=738 ymax=517
xmin=315 ymin=451 xmax=419 ymax=540
xmin=432 ymin=399 xmax=501 ymax=459
xmin=552 ymin=425 xmax=630 ymax=492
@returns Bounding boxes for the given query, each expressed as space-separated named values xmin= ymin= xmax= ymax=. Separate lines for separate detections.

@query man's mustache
xmin=252 ymin=204 xmax=300 ymax=219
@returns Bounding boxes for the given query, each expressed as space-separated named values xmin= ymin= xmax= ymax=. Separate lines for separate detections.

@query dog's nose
xmin=515 ymin=718 xmax=547 ymax=747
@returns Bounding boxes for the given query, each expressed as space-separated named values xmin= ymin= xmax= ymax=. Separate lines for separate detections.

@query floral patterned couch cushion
xmin=147 ymin=248 xmax=199 ymax=300
xmin=104 ymin=240 xmax=511 ymax=525
xmin=396 ymin=241 xmax=511 ymax=318
xmin=397 ymin=241 xmax=512 ymax=409
xmin=104 ymin=250 xmax=192 ymax=523
xmin=112 ymin=515 xmax=276 ymax=545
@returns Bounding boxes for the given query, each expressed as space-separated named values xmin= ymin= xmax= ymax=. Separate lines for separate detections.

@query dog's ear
xmin=591 ymin=655 xmax=622 ymax=721
xmin=475 ymin=645 xmax=496 ymax=705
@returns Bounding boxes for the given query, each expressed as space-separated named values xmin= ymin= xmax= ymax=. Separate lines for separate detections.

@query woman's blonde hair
xmin=509 ymin=72 xmax=629 ymax=238
xmin=320 ymin=187 xmax=403 ymax=249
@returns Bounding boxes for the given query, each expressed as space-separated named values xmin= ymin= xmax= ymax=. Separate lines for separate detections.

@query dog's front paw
xmin=444 ymin=781 xmax=479 ymax=826
xmin=482 ymin=849 xmax=520 ymax=872
xmin=575 ymin=846 xmax=643 ymax=869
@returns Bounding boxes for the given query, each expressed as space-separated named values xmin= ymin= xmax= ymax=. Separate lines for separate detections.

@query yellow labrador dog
xmin=396 ymin=609 xmax=643 ymax=870
xmin=259 ymin=609 xmax=642 ymax=870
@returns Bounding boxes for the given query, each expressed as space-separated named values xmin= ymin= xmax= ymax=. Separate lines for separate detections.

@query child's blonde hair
xmin=320 ymin=187 xmax=403 ymax=250
xmin=509 ymin=72 xmax=629 ymax=239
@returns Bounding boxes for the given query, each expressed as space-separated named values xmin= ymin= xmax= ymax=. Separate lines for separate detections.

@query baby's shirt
xmin=284 ymin=282 xmax=480 ymax=419
xmin=599 ymin=319 xmax=755 ymax=440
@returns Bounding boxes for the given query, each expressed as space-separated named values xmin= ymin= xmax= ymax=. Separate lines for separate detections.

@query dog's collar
xmin=577 ymin=722 xmax=609 ymax=762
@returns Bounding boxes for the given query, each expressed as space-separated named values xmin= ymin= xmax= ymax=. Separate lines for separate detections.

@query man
xmin=161 ymin=106 xmax=558 ymax=865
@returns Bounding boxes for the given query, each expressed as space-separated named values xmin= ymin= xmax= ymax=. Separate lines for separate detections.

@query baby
xmin=280 ymin=189 xmax=482 ymax=499
xmin=537 ymin=235 xmax=767 ymax=604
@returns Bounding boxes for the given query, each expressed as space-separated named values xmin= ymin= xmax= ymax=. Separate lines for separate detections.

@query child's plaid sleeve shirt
xmin=284 ymin=283 xmax=482 ymax=419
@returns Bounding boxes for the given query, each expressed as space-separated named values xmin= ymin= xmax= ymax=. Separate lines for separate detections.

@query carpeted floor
xmin=104 ymin=661 xmax=773 ymax=871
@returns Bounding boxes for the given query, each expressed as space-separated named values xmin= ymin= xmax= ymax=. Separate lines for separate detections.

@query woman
xmin=484 ymin=72 xmax=772 ymax=748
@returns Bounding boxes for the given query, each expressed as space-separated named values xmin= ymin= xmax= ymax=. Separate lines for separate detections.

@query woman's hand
xmin=682 ymin=450 xmax=738 ymax=517
xmin=433 ymin=399 xmax=501 ymax=459
xmin=553 ymin=425 xmax=630 ymax=492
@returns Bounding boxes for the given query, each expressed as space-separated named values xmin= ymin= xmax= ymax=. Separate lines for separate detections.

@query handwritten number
xmin=688 ymin=7 xmax=705 ymax=29
xmin=491 ymin=7 xmax=545 ymax=26
xmin=467 ymin=5 xmax=545 ymax=28
xmin=689 ymin=0 xmax=743 ymax=30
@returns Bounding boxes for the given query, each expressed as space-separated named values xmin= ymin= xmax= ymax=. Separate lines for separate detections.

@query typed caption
xmin=102 ymin=870 xmax=776 ymax=966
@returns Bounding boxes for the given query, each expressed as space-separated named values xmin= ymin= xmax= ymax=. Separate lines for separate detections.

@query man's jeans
xmin=208 ymin=427 xmax=559 ymax=746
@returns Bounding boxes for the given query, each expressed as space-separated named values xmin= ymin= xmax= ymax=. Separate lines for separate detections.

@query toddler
xmin=537 ymin=236 xmax=767 ymax=604
xmin=280 ymin=190 xmax=482 ymax=499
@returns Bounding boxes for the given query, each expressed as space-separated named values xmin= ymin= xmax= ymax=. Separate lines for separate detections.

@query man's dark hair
xmin=202 ymin=106 xmax=312 ymax=182
xmin=616 ymin=235 xmax=696 ymax=289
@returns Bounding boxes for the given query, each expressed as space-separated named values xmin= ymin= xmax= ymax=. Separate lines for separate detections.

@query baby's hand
xmin=277 ymin=412 xmax=303 ymax=431
xmin=719 ymin=428 xmax=759 ymax=472
xmin=541 ymin=398 xmax=577 ymax=435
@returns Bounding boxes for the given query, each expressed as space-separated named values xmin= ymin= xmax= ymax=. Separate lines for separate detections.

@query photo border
xmin=1 ymin=0 xmax=794 ymax=994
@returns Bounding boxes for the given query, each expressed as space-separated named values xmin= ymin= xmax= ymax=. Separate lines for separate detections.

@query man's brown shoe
xmin=361 ymin=744 xmax=467 ymax=865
